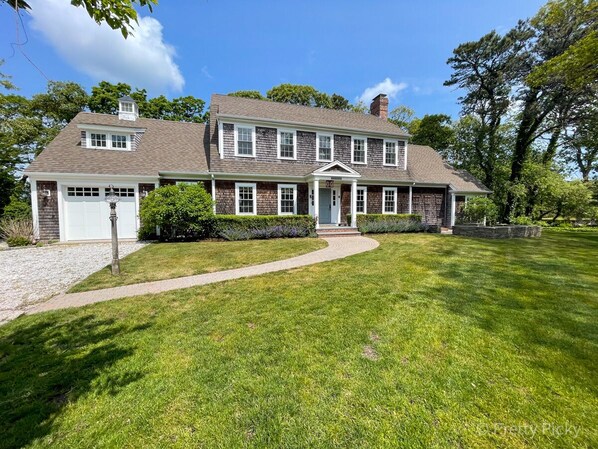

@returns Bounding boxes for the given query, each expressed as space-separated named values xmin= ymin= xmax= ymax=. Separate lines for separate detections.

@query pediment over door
xmin=312 ymin=161 xmax=360 ymax=177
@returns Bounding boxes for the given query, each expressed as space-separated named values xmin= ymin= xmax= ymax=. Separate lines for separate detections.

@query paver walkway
xmin=28 ymin=236 xmax=379 ymax=315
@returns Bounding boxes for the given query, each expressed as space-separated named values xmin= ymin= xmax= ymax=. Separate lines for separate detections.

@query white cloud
xmin=357 ymin=78 xmax=407 ymax=104
xmin=201 ymin=66 xmax=213 ymax=79
xmin=29 ymin=0 xmax=184 ymax=92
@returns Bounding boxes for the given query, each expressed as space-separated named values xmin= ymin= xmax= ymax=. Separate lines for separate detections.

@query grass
xmin=69 ymin=238 xmax=327 ymax=292
xmin=1 ymin=229 xmax=596 ymax=448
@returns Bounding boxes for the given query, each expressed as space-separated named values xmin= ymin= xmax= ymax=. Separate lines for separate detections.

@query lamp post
xmin=105 ymin=185 xmax=121 ymax=275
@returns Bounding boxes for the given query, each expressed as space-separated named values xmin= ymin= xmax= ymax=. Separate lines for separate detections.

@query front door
xmin=319 ymin=188 xmax=332 ymax=224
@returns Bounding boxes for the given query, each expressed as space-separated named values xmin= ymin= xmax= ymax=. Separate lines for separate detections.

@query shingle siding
xmin=36 ymin=181 xmax=60 ymax=240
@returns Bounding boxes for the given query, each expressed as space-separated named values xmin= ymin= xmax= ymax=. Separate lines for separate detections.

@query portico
xmin=307 ymin=161 xmax=361 ymax=229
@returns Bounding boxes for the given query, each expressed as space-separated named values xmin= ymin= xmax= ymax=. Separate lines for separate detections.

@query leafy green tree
xmin=2 ymin=0 xmax=158 ymax=38
xmin=410 ymin=114 xmax=455 ymax=153
xmin=461 ymin=197 xmax=499 ymax=225
xmin=266 ymin=84 xmax=358 ymax=111
xmin=388 ymin=105 xmax=415 ymax=129
xmin=88 ymin=81 xmax=206 ymax=123
xmin=228 ymin=90 xmax=266 ymax=100
xmin=560 ymin=100 xmax=598 ymax=181
xmin=139 ymin=183 xmax=214 ymax=240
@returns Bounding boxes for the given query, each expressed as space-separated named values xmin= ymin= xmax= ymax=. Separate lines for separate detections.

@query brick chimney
xmin=370 ymin=94 xmax=389 ymax=119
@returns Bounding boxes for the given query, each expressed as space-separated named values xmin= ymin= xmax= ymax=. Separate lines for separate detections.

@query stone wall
xmin=453 ymin=225 xmax=542 ymax=238
xmin=36 ymin=181 xmax=59 ymax=240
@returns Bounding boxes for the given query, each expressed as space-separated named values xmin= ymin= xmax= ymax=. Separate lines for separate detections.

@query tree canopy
xmin=2 ymin=0 xmax=158 ymax=38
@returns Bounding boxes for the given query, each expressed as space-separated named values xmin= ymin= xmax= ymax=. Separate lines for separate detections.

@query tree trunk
xmin=542 ymin=127 xmax=561 ymax=165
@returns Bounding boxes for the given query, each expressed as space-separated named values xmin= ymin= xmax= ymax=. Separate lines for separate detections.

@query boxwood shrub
xmin=346 ymin=213 xmax=426 ymax=234
xmin=213 ymin=215 xmax=316 ymax=241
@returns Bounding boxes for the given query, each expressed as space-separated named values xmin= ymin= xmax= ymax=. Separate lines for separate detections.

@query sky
xmin=1 ymin=0 xmax=548 ymax=118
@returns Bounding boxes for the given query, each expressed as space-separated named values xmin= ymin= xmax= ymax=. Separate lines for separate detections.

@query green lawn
xmin=69 ymin=238 xmax=327 ymax=292
xmin=1 ymin=230 xmax=596 ymax=448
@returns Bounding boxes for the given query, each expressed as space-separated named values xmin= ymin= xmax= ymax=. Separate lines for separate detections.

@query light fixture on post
xmin=105 ymin=185 xmax=121 ymax=275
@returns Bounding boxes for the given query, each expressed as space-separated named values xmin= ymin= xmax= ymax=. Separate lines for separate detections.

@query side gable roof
xmin=407 ymin=144 xmax=491 ymax=193
xmin=25 ymin=112 xmax=210 ymax=177
xmin=211 ymin=94 xmax=409 ymax=137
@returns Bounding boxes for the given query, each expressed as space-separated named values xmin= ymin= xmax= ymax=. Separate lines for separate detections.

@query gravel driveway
xmin=0 ymin=242 xmax=145 ymax=324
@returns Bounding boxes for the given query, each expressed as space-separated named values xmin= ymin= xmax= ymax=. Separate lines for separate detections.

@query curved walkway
xmin=28 ymin=236 xmax=379 ymax=315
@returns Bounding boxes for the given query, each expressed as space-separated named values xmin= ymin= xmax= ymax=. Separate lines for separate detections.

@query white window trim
xmin=383 ymin=187 xmax=398 ymax=214
xmin=86 ymin=132 xmax=132 ymax=151
xmin=316 ymin=133 xmax=334 ymax=162
xmin=277 ymin=183 xmax=297 ymax=215
xmin=277 ymin=128 xmax=297 ymax=160
xmin=383 ymin=139 xmax=399 ymax=167
xmin=402 ymin=140 xmax=408 ymax=170
xmin=120 ymin=102 xmax=134 ymax=113
xmin=235 ymin=182 xmax=257 ymax=215
xmin=351 ymin=136 xmax=368 ymax=165
xmin=234 ymin=124 xmax=256 ymax=158
xmin=356 ymin=186 xmax=368 ymax=214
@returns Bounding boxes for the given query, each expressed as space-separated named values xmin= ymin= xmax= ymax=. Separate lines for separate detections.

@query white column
xmin=29 ymin=178 xmax=40 ymax=240
xmin=351 ymin=179 xmax=357 ymax=228
xmin=408 ymin=185 xmax=413 ymax=214
xmin=211 ymin=177 xmax=217 ymax=214
xmin=313 ymin=178 xmax=320 ymax=229
xmin=450 ymin=192 xmax=456 ymax=227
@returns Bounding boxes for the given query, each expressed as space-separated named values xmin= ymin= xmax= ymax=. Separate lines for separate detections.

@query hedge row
xmin=213 ymin=215 xmax=316 ymax=241
xmin=144 ymin=215 xmax=318 ymax=241
xmin=346 ymin=213 xmax=426 ymax=234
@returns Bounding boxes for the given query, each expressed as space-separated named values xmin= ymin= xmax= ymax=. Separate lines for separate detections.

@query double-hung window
xmin=356 ymin=187 xmax=367 ymax=214
xmin=235 ymin=125 xmax=255 ymax=157
xmin=317 ymin=134 xmax=333 ymax=161
xmin=235 ymin=183 xmax=256 ymax=215
xmin=384 ymin=140 xmax=398 ymax=166
xmin=383 ymin=187 xmax=397 ymax=214
xmin=278 ymin=184 xmax=297 ymax=215
xmin=90 ymin=133 xmax=107 ymax=148
xmin=278 ymin=129 xmax=296 ymax=159
xmin=352 ymin=137 xmax=367 ymax=164
xmin=112 ymin=134 xmax=127 ymax=149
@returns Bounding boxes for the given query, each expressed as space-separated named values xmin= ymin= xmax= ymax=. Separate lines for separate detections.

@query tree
xmin=228 ymin=90 xmax=266 ymax=100
xmin=88 ymin=81 xmax=206 ymax=123
xmin=560 ymin=99 xmax=598 ymax=181
xmin=138 ymin=183 xmax=214 ymax=240
xmin=410 ymin=114 xmax=455 ymax=154
xmin=266 ymin=84 xmax=358 ymax=111
xmin=2 ymin=0 xmax=158 ymax=38
xmin=388 ymin=105 xmax=415 ymax=129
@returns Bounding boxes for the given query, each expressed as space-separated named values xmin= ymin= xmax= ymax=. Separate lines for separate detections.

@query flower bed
xmin=213 ymin=215 xmax=316 ymax=241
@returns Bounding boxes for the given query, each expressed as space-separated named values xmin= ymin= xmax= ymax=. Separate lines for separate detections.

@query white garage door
xmin=64 ymin=186 xmax=138 ymax=240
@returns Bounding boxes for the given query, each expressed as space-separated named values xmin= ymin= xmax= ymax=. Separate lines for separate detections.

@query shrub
xmin=346 ymin=213 xmax=424 ymax=234
xmin=213 ymin=215 xmax=316 ymax=241
xmin=0 ymin=217 xmax=35 ymax=246
xmin=511 ymin=216 xmax=534 ymax=225
xmin=138 ymin=183 xmax=214 ymax=241
xmin=462 ymin=197 xmax=498 ymax=225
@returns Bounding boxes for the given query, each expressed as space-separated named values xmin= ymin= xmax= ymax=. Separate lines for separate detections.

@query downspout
xmin=211 ymin=174 xmax=217 ymax=214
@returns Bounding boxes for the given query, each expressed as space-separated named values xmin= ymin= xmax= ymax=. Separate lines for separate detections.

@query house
xmin=25 ymin=93 xmax=490 ymax=242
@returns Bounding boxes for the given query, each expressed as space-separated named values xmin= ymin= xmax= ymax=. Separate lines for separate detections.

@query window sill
xmin=234 ymin=153 xmax=256 ymax=158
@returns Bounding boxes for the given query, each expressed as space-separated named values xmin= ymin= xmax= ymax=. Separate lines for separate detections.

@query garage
xmin=63 ymin=186 xmax=138 ymax=240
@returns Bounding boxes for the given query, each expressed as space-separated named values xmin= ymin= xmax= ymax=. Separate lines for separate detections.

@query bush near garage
xmin=138 ymin=183 xmax=214 ymax=241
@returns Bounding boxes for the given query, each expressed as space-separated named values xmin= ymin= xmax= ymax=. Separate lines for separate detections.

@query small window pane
xmin=238 ymin=186 xmax=254 ymax=214
xmin=67 ymin=186 xmax=99 ymax=197
xmin=353 ymin=139 xmax=366 ymax=163
xmin=318 ymin=135 xmax=332 ymax=161
xmin=121 ymin=102 xmax=133 ymax=113
xmin=384 ymin=189 xmax=396 ymax=213
xmin=385 ymin=142 xmax=397 ymax=165
xmin=112 ymin=134 xmax=127 ymax=149
xmin=280 ymin=187 xmax=295 ymax=214
xmin=237 ymin=127 xmax=253 ymax=156
xmin=280 ymin=131 xmax=295 ymax=158
xmin=356 ymin=188 xmax=366 ymax=213
xmin=105 ymin=187 xmax=134 ymax=197
xmin=91 ymin=133 xmax=107 ymax=147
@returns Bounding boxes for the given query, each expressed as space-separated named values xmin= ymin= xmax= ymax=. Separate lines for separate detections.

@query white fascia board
xmin=216 ymin=114 xmax=410 ymax=140
xmin=76 ymin=124 xmax=145 ymax=133
xmin=158 ymin=171 xmax=211 ymax=179
xmin=25 ymin=172 xmax=158 ymax=183
xmin=211 ymin=172 xmax=306 ymax=182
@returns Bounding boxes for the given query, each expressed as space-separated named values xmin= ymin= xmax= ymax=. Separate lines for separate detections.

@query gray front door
xmin=319 ymin=188 xmax=332 ymax=224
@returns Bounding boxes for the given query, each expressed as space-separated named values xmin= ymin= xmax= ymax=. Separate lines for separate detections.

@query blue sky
xmin=1 ymin=0 xmax=547 ymax=118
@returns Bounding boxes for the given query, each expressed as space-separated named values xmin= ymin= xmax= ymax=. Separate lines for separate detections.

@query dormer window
xmin=234 ymin=124 xmax=256 ymax=157
xmin=118 ymin=95 xmax=138 ymax=121
xmin=384 ymin=140 xmax=398 ymax=166
xmin=112 ymin=134 xmax=128 ymax=149
xmin=90 ymin=133 xmax=107 ymax=148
